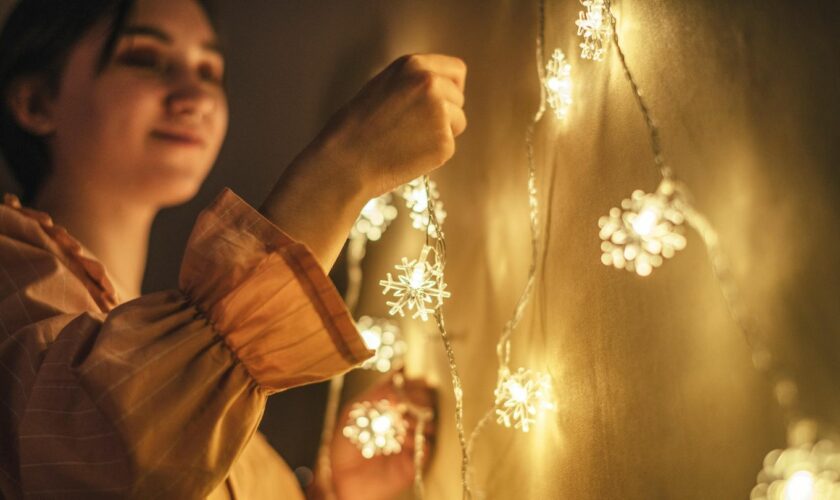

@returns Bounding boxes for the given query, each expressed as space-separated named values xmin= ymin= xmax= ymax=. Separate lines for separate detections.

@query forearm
xmin=260 ymin=53 xmax=468 ymax=273
xmin=259 ymin=136 xmax=367 ymax=272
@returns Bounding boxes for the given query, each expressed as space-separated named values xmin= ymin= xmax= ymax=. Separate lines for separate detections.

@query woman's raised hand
xmin=261 ymin=54 xmax=468 ymax=270
xmin=315 ymin=53 xmax=467 ymax=197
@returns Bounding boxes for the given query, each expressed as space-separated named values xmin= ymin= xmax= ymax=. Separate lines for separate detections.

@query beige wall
xmin=1 ymin=1 xmax=838 ymax=498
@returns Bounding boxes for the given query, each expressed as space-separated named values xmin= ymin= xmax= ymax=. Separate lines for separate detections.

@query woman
xmin=0 ymin=0 xmax=467 ymax=498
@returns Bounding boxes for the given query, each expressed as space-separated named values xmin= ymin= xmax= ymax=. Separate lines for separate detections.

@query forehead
xmin=128 ymin=0 xmax=217 ymax=44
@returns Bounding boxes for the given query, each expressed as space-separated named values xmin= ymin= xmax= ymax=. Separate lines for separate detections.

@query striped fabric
xmin=0 ymin=188 xmax=372 ymax=499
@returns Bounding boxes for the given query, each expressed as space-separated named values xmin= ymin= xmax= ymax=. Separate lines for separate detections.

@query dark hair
xmin=0 ymin=0 xmax=221 ymax=203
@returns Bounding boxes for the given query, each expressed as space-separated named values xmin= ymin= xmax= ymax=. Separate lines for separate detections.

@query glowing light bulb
xmin=631 ymin=207 xmax=660 ymax=237
xmin=785 ymin=471 xmax=815 ymax=500
xmin=507 ymin=381 xmax=528 ymax=403
xmin=576 ymin=0 xmax=612 ymax=61
xmin=751 ymin=440 xmax=840 ymax=500
xmin=380 ymin=245 xmax=450 ymax=321
xmin=494 ymin=368 xmax=556 ymax=433
xmin=352 ymin=194 xmax=398 ymax=241
xmin=361 ymin=329 xmax=382 ymax=350
xmin=544 ymin=49 xmax=573 ymax=120
xmin=409 ymin=263 xmax=426 ymax=289
xmin=342 ymin=400 xmax=407 ymax=459
xmin=399 ymin=177 xmax=447 ymax=237
xmin=356 ymin=316 xmax=406 ymax=373
xmin=371 ymin=414 xmax=393 ymax=434
xmin=409 ymin=190 xmax=429 ymax=213
xmin=598 ymin=180 xmax=687 ymax=276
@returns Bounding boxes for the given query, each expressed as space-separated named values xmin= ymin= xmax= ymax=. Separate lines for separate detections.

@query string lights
xmin=544 ymin=49 xmax=573 ymax=120
xmin=401 ymin=177 xmax=447 ymax=237
xmin=596 ymin=1 xmax=838 ymax=498
xmin=351 ymin=193 xmax=399 ymax=242
xmin=598 ymin=179 xmax=688 ymax=276
xmin=316 ymin=175 xmax=448 ymax=497
xmin=357 ymin=316 xmax=407 ymax=373
xmin=379 ymin=244 xmax=451 ymax=321
xmin=494 ymin=367 xmax=556 ymax=432
xmin=465 ymin=0 xmax=559 ymax=495
xmin=576 ymin=0 xmax=611 ymax=61
xmin=315 ymin=0 xmax=832 ymax=498
xmin=750 ymin=441 xmax=840 ymax=500
xmin=342 ymin=399 xmax=408 ymax=459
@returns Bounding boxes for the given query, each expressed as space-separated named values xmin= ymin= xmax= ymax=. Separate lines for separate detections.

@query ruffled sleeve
xmin=0 ymin=188 xmax=371 ymax=499
xmin=180 ymin=187 xmax=373 ymax=392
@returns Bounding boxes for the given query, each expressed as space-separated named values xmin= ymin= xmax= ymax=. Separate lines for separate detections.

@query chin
xmin=138 ymin=164 xmax=212 ymax=208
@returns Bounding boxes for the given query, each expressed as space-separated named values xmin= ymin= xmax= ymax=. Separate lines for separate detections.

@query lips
xmin=150 ymin=129 xmax=206 ymax=147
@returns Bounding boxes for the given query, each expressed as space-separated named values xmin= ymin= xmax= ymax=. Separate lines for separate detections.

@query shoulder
xmin=0 ymin=194 xmax=118 ymax=317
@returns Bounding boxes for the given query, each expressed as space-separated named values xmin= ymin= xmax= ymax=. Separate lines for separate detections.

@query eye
xmin=117 ymin=48 xmax=167 ymax=73
xmin=198 ymin=62 xmax=224 ymax=85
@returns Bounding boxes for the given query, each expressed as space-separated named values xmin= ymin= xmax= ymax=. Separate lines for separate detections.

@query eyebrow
xmin=122 ymin=24 xmax=223 ymax=55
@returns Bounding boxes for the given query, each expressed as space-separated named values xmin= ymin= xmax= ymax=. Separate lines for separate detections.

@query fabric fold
xmin=180 ymin=188 xmax=372 ymax=393
xmin=0 ymin=187 xmax=367 ymax=498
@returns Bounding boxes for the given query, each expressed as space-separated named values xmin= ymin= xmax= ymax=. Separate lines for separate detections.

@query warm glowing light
xmin=751 ymin=440 xmax=840 ymax=500
xmin=399 ymin=177 xmax=447 ymax=237
xmin=785 ymin=471 xmax=815 ymax=500
xmin=576 ymin=0 xmax=612 ymax=61
xmin=352 ymin=194 xmax=398 ymax=241
xmin=494 ymin=367 xmax=556 ymax=433
xmin=371 ymin=414 xmax=393 ymax=435
xmin=356 ymin=316 xmax=406 ymax=373
xmin=577 ymin=3 xmax=609 ymax=60
xmin=380 ymin=245 xmax=451 ymax=321
xmin=598 ymin=179 xmax=687 ymax=276
xmin=409 ymin=263 xmax=427 ymax=289
xmin=342 ymin=400 xmax=407 ymax=459
xmin=544 ymin=49 xmax=573 ymax=120
xmin=631 ymin=207 xmax=659 ymax=237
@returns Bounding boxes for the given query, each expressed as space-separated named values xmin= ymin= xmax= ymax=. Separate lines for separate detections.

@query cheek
xmin=90 ymin=79 xmax=162 ymax=145
xmin=57 ymin=76 xmax=163 ymax=168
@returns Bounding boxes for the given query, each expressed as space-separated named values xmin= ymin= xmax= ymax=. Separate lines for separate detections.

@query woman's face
xmin=48 ymin=0 xmax=228 ymax=207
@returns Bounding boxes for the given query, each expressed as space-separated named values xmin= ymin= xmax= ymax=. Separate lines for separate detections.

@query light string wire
xmin=604 ymin=0 xmax=671 ymax=181
xmin=420 ymin=174 xmax=474 ymax=500
xmin=603 ymin=0 xmax=802 ymax=425
xmin=465 ymin=0 xmax=548 ymax=494
xmin=317 ymin=230 xmax=433 ymax=499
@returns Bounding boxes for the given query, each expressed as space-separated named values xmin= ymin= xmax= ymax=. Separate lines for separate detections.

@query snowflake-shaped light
xmin=598 ymin=179 xmax=687 ymax=277
xmin=356 ymin=316 xmax=406 ymax=373
xmin=575 ymin=0 xmax=612 ymax=61
xmin=379 ymin=245 xmax=450 ymax=322
xmin=544 ymin=49 xmax=573 ymax=120
xmin=751 ymin=441 xmax=840 ymax=500
xmin=352 ymin=193 xmax=399 ymax=241
xmin=399 ymin=177 xmax=447 ymax=237
xmin=342 ymin=399 xmax=408 ymax=459
xmin=494 ymin=367 xmax=556 ymax=433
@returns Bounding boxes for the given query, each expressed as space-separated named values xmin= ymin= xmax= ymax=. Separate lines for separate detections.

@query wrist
xmin=300 ymin=128 xmax=370 ymax=207
xmin=259 ymin=135 xmax=368 ymax=271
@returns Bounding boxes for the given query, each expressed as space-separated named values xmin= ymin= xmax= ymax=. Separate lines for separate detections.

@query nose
xmin=165 ymin=73 xmax=216 ymax=124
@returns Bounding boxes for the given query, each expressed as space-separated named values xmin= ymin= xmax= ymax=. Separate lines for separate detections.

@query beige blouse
xmin=0 ymin=188 xmax=372 ymax=499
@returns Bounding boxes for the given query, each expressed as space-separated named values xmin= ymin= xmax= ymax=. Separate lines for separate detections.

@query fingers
xmin=447 ymin=102 xmax=467 ymax=137
xmin=399 ymin=54 xmax=467 ymax=138
xmin=402 ymin=53 xmax=467 ymax=92
xmin=433 ymin=77 xmax=467 ymax=137
xmin=434 ymin=76 xmax=464 ymax=108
